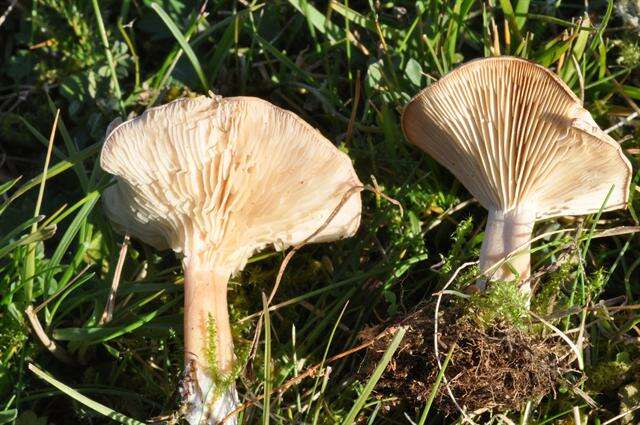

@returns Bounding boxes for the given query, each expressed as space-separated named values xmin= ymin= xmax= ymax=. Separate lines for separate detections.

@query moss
xmin=531 ymin=261 xmax=574 ymax=315
xmin=587 ymin=360 xmax=632 ymax=392
xmin=0 ymin=314 xmax=27 ymax=362
xmin=205 ymin=314 xmax=251 ymax=398
xmin=0 ymin=314 xmax=28 ymax=398
xmin=205 ymin=315 xmax=219 ymax=378
xmin=585 ymin=268 xmax=606 ymax=301
xmin=616 ymin=39 xmax=640 ymax=68
xmin=440 ymin=216 xmax=475 ymax=276
xmin=531 ymin=260 xmax=606 ymax=315
xmin=466 ymin=280 xmax=529 ymax=328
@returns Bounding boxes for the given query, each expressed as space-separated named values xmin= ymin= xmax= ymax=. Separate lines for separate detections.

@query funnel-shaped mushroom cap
xmin=403 ymin=57 xmax=632 ymax=218
xmin=101 ymin=96 xmax=361 ymax=273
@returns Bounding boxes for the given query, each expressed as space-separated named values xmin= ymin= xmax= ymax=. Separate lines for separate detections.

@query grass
xmin=0 ymin=0 xmax=639 ymax=423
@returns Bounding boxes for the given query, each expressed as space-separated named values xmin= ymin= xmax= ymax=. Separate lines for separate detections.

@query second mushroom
xmin=402 ymin=56 xmax=632 ymax=295
xmin=100 ymin=95 xmax=362 ymax=424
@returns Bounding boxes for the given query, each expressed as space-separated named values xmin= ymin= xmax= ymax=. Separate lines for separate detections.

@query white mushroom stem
xmin=182 ymin=261 xmax=238 ymax=425
xmin=478 ymin=207 xmax=536 ymax=296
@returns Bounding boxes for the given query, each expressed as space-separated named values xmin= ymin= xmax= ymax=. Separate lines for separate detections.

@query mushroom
xmin=402 ymin=57 xmax=631 ymax=295
xmin=100 ymin=95 xmax=362 ymax=424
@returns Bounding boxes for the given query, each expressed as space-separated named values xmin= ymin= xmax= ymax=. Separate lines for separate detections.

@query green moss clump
xmin=441 ymin=216 xmax=475 ymax=276
xmin=0 ymin=314 xmax=28 ymax=398
xmin=204 ymin=314 xmax=251 ymax=399
xmin=617 ymin=40 xmax=640 ymax=68
xmin=466 ymin=280 xmax=529 ymax=328
xmin=587 ymin=360 xmax=632 ymax=392
xmin=205 ymin=315 xmax=219 ymax=379
xmin=532 ymin=262 xmax=574 ymax=315
xmin=0 ymin=315 xmax=27 ymax=362
xmin=585 ymin=268 xmax=606 ymax=301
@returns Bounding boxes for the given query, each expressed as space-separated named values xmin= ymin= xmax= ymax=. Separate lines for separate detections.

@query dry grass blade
xmin=248 ymin=184 xmax=363 ymax=371
xmin=529 ymin=311 xmax=584 ymax=370
xmin=0 ymin=0 xmax=17 ymax=28
xmin=346 ymin=70 xmax=361 ymax=142
xmin=24 ymin=109 xmax=60 ymax=303
xmin=601 ymin=405 xmax=640 ymax=425
xmin=365 ymin=180 xmax=403 ymax=217
xmin=606 ymin=111 xmax=640 ymax=134
xmin=589 ymin=226 xmax=640 ymax=238
xmin=33 ymin=264 xmax=92 ymax=314
xmin=424 ymin=198 xmax=476 ymax=233
xmin=25 ymin=305 xmax=75 ymax=365
xmin=100 ymin=234 xmax=130 ymax=325
xmin=267 ymin=184 xmax=364 ymax=306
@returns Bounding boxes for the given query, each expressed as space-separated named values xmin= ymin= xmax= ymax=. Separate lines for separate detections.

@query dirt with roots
xmin=359 ymin=300 xmax=572 ymax=414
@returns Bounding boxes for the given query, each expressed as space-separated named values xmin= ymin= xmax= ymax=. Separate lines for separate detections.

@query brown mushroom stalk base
xmin=182 ymin=264 xmax=238 ymax=425
xmin=478 ymin=208 xmax=535 ymax=297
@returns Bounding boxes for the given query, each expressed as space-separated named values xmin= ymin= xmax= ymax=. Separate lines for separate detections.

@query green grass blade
xmin=17 ymin=116 xmax=65 ymax=159
xmin=499 ymin=0 xmax=522 ymax=40
xmin=0 ymin=177 xmax=20 ymax=197
xmin=44 ymin=95 xmax=90 ymax=190
xmin=305 ymin=301 xmax=350 ymax=422
xmin=0 ymin=226 xmax=56 ymax=260
xmin=0 ymin=410 xmax=17 ymax=424
xmin=208 ymin=14 xmax=243 ymax=83
xmin=417 ymin=342 xmax=456 ymax=425
xmin=28 ymin=364 xmax=145 ymax=424
xmin=535 ymin=36 xmax=574 ymax=67
xmin=560 ymin=21 xmax=591 ymax=84
xmin=52 ymin=297 xmax=179 ymax=343
xmin=587 ymin=0 xmax=613 ymax=53
xmin=444 ymin=0 xmax=475 ymax=63
xmin=148 ymin=11 xmax=201 ymax=99
xmin=514 ymin=0 xmax=530 ymax=30
xmin=0 ymin=216 xmax=41 ymax=246
xmin=91 ymin=0 xmax=124 ymax=113
xmin=340 ymin=327 xmax=406 ymax=424
xmin=423 ymin=35 xmax=444 ymax=76
xmin=44 ymin=192 xmax=99 ymax=228
xmin=287 ymin=0 xmax=344 ymax=41
xmin=150 ymin=2 xmax=209 ymax=91
xmin=24 ymin=109 xmax=59 ymax=302
xmin=44 ymin=191 xmax=100 ymax=287
xmin=0 ymin=144 xmax=100 ymax=213
xmin=254 ymin=34 xmax=316 ymax=84
xmin=329 ymin=1 xmax=399 ymax=39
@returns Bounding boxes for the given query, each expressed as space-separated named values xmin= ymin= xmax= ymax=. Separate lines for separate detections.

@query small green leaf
xmin=405 ymin=58 xmax=423 ymax=87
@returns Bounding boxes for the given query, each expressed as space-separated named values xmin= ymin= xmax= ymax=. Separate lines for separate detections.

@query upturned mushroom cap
xmin=402 ymin=56 xmax=632 ymax=218
xmin=101 ymin=95 xmax=362 ymax=273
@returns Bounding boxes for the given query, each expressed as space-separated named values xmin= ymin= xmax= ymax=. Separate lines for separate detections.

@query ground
xmin=0 ymin=0 xmax=639 ymax=424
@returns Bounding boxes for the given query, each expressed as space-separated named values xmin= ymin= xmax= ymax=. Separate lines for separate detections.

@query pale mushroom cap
xmin=101 ymin=95 xmax=362 ymax=273
xmin=402 ymin=56 xmax=632 ymax=219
